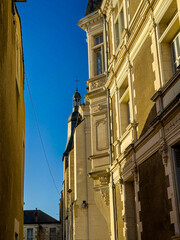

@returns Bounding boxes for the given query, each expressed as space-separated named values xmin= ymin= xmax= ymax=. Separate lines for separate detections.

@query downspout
xmin=103 ymin=13 xmax=117 ymax=240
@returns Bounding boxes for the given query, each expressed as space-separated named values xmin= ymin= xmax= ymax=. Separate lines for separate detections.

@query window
xmin=171 ymin=32 xmax=180 ymax=73
xmin=27 ymin=229 xmax=33 ymax=240
xmin=172 ymin=146 xmax=180 ymax=209
xmin=50 ymin=228 xmax=56 ymax=240
xmin=119 ymin=77 xmax=130 ymax=135
xmin=114 ymin=1 xmax=125 ymax=49
xmin=94 ymin=35 xmax=103 ymax=45
xmin=93 ymin=34 xmax=104 ymax=76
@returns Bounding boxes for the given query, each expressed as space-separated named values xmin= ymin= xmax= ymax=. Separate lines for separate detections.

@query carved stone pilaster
xmin=100 ymin=187 xmax=109 ymax=205
xmin=159 ymin=142 xmax=168 ymax=166
xmin=131 ymin=164 xmax=138 ymax=182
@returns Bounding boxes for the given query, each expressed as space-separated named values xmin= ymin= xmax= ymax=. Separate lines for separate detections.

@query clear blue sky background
xmin=16 ymin=0 xmax=89 ymax=220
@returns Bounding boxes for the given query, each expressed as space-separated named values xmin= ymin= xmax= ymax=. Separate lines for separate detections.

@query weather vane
xmin=75 ymin=76 xmax=79 ymax=92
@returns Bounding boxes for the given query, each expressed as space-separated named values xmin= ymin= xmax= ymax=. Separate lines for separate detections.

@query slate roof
xmin=24 ymin=210 xmax=60 ymax=224
xmin=85 ymin=0 xmax=103 ymax=16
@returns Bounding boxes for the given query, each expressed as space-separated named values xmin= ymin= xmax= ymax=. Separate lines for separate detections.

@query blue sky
xmin=17 ymin=0 xmax=89 ymax=220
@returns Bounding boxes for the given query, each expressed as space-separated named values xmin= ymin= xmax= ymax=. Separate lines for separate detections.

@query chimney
xmin=35 ymin=208 xmax=38 ymax=223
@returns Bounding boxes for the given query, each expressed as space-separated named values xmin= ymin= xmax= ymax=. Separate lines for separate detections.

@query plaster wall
xmin=0 ymin=1 xmax=25 ymax=239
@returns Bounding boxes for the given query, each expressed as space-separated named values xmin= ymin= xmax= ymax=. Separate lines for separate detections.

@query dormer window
xmin=93 ymin=34 xmax=104 ymax=76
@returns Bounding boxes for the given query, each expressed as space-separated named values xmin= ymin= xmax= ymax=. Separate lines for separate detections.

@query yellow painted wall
xmin=0 ymin=1 xmax=25 ymax=239
xmin=115 ymin=184 xmax=125 ymax=240
xmin=129 ymin=0 xmax=141 ymax=21
xmin=133 ymin=36 xmax=155 ymax=138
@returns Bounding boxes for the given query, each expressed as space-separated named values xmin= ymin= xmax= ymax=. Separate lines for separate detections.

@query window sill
xmin=119 ymin=123 xmax=133 ymax=143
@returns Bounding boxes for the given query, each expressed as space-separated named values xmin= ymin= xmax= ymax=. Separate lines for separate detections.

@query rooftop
xmin=24 ymin=209 xmax=60 ymax=224
xmin=85 ymin=0 xmax=103 ymax=16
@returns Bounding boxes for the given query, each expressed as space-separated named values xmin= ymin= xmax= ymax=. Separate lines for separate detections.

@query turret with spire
xmin=73 ymin=88 xmax=81 ymax=112
xmin=62 ymin=89 xmax=82 ymax=167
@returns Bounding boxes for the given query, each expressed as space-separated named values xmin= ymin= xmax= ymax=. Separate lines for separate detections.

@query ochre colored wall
xmin=129 ymin=0 xmax=141 ymax=21
xmin=139 ymin=152 xmax=174 ymax=240
xmin=133 ymin=36 xmax=155 ymax=138
xmin=112 ymin=94 xmax=117 ymax=142
xmin=0 ymin=1 xmax=25 ymax=239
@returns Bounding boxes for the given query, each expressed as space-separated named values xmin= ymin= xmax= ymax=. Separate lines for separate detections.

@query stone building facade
xmin=0 ymin=0 xmax=26 ymax=239
xmin=62 ymin=90 xmax=110 ymax=240
xmin=62 ymin=0 xmax=180 ymax=239
xmin=24 ymin=210 xmax=62 ymax=240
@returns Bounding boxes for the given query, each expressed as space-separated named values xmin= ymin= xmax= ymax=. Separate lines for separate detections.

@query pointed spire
xmin=73 ymin=88 xmax=81 ymax=112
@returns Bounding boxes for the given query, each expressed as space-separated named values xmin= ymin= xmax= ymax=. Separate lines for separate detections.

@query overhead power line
xmin=25 ymin=74 xmax=60 ymax=196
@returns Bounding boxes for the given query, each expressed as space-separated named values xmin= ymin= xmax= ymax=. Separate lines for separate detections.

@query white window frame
xmin=118 ymin=77 xmax=131 ymax=136
xmin=171 ymin=32 xmax=180 ymax=73
xmin=114 ymin=0 xmax=125 ymax=49
xmin=92 ymin=34 xmax=104 ymax=76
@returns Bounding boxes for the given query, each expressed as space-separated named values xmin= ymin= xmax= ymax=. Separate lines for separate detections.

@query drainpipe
xmin=103 ymin=13 xmax=117 ymax=240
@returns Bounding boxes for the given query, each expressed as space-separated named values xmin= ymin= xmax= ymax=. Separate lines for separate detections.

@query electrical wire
xmin=25 ymin=73 xmax=60 ymax=196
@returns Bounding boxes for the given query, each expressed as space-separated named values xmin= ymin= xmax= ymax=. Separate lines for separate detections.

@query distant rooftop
xmin=85 ymin=0 xmax=103 ymax=16
xmin=24 ymin=209 xmax=60 ymax=224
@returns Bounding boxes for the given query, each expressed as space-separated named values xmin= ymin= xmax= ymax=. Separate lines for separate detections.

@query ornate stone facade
xmin=62 ymin=0 xmax=180 ymax=239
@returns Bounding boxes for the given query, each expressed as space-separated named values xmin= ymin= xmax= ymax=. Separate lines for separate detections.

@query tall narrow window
xmin=172 ymin=146 xmax=180 ymax=210
xmin=27 ymin=229 xmax=33 ymax=240
xmin=119 ymin=77 xmax=130 ymax=135
xmin=93 ymin=34 xmax=104 ymax=76
xmin=94 ymin=48 xmax=103 ymax=75
xmin=50 ymin=228 xmax=56 ymax=240
xmin=171 ymin=32 xmax=180 ymax=73
xmin=114 ymin=1 xmax=125 ymax=49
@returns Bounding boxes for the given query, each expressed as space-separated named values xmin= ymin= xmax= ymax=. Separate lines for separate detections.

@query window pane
xmin=171 ymin=33 xmax=180 ymax=72
xmin=95 ymin=48 xmax=102 ymax=75
xmin=94 ymin=35 xmax=103 ymax=45
xmin=50 ymin=228 xmax=56 ymax=240
xmin=175 ymin=34 xmax=180 ymax=57
xmin=27 ymin=229 xmax=33 ymax=240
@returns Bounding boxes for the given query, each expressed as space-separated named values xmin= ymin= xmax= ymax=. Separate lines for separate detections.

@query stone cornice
xmin=78 ymin=11 xmax=101 ymax=31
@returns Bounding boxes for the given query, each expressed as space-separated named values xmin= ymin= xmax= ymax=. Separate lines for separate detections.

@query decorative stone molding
xmin=100 ymin=187 xmax=109 ymax=205
xmin=99 ymin=175 xmax=109 ymax=185
xmin=159 ymin=141 xmax=168 ymax=166
xmin=91 ymin=78 xmax=106 ymax=90
xmin=165 ymin=112 xmax=180 ymax=134
xmin=131 ymin=164 xmax=138 ymax=182
xmin=96 ymin=118 xmax=108 ymax=151
xmin=93 ymin=104 xmax=106 ymax=113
